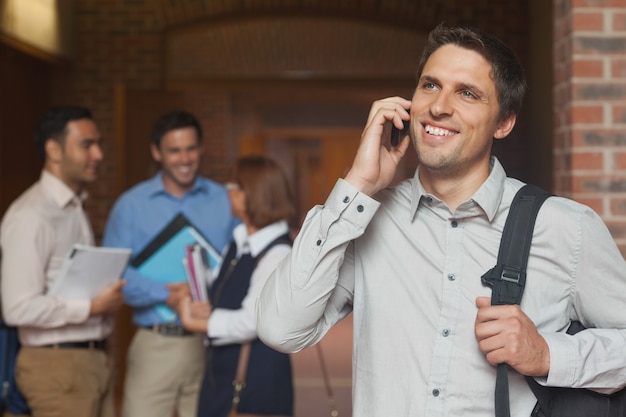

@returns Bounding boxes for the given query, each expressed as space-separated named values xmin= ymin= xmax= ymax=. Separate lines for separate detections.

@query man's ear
xmin=150 ymin=143 xmax=162 ymax=163
xmin=494 ymin=113 xmax=517 ymax=140
xmin=45 ymin=139 xmax=62 ymax=162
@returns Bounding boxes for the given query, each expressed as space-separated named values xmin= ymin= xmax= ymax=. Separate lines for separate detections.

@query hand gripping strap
xmin=481 ymin=184 xmax=552 ymax=417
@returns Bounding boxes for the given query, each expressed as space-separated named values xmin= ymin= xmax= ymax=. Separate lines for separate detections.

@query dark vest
xmin=209 ymin=233 xmax=291 ymax=309
xmin=199 ymin=233 xmax=294 ymax=417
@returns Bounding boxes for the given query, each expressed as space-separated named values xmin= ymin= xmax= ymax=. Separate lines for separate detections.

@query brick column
xmin=183 ymin=91 xmax=234 ymax=183
xmin=54 ymin=0 xmax=164 ymax=238
xmin=554 ymin=0 xmax=626 ymax=254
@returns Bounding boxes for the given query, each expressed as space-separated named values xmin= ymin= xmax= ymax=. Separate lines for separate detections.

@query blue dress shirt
xmin=102 ymin=172 xmax=239 ymax=326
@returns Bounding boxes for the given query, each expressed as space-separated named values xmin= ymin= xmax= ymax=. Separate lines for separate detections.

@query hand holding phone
xmin=390 ymin=119 xmax=410 ymax=147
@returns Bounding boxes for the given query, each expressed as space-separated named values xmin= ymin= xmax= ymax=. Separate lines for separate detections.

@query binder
xmin=130 ymin=213 xmax=222 ymax=320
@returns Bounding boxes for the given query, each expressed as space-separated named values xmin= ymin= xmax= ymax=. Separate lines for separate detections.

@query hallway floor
xmin=291 ymin=314 xmax=353 ymax=417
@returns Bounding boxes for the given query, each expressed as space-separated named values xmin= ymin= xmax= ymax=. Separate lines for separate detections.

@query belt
xmin=140 ymin=323 xmax=193 ymax=337
xmin=42 ymin=340 xmax=107 ymax=350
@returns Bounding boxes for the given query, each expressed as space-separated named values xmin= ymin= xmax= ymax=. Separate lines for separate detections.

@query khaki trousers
xmin=14 ymin=346 xmax=114 ymax=417
xmin=121 ymin=328 xmax=205 ymax=417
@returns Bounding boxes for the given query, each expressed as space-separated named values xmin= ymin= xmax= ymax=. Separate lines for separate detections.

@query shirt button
xmin=441 ymin=329 xmax=450 ymax=337
xmin=447 ymin=274 xmax=456 ymax=281
xmin=424 ymin=196 xmax=433 ymax=203
xmin=343 ymin=196 xmax=350 ymax=203
xmin=451 ymin=220 xmax=458 ymax=228
xmin=357 ymin=205 xmax=364 ymax=213
xmin=432 ymin=389 xmax=440 ymax=397
xmin=316 ymin=239 xmax=322 ymax=246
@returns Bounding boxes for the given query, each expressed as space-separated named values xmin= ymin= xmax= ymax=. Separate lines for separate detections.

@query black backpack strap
xmin=482 ymin=184 xmax=553 ymax=306
xmin=481 ymin=184 xmax=552 ymax=417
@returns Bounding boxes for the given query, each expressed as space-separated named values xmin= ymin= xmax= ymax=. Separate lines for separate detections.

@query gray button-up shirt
xmin=258 ymin=157 xmax=626 ymax=417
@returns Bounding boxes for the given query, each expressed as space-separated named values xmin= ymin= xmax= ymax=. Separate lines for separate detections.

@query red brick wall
xmin=50 ymin=1 xmax=164 ymax=236
xmin=183 ymin=91 xmax=234 ymax=180
xmin=554 ymin=0 xmax=626 ymax=253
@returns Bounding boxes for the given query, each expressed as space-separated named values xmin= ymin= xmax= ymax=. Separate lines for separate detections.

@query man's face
xmin=410 ymin=44 xmax=515 ymax=179
xmin=55 ymin=119 xmax=103 ymax=192
xmin=151 ymin=127 xmax=202 ymax=197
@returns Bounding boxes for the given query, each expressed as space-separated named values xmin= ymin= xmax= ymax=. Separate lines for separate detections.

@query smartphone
xmin=390 ymin=119 xmax=410 ymax=147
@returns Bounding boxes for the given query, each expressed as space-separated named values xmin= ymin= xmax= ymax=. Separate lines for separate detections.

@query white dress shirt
xmin=1 ymin=170 xmax=112 ymax=346
xmin=258 ymin=157 xmax=626 ymax=417
xmin=208 ymin=220 xmax=291 ymax=345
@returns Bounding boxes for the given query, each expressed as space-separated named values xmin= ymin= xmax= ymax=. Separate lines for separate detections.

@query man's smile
xmin=423 ymin=123 xmax=458 ymax=137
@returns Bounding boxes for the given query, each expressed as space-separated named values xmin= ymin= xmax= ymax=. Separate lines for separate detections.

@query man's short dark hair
xmin=34 ymin=105 xmax=93 ymax=158
xmin=416 ymin=24 xmax=527 ymax=122
xmin=151 ymin=110 xmax=203 ymax=148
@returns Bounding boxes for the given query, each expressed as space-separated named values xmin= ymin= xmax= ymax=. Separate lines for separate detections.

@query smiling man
xmin=102 ymin=110 xmax=238 ymax=417
xmin=257 ymin=25 xmax=626 ymax=417
xmin=1 ymin=105 xmax=126 ymax=417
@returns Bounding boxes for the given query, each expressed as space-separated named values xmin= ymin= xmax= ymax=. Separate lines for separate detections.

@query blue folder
xmin=130 ymin=213 xmax=222 ymax=321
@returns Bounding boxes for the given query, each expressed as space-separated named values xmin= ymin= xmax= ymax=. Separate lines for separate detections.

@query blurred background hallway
xmin=292 ymin=315 xmax=353 ymax=417
xmin=3 ymin=1 xmax=626 ymax=415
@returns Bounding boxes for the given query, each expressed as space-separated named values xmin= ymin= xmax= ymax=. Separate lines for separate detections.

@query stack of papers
xmin=183 ymin=243 xmax=211 ymax=302
xmin=48 ymin=244 xmax=132 ymax=299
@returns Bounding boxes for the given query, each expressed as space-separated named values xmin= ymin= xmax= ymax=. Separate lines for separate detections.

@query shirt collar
xmin=232 ymin=220 xmax=290 ymax=258
xmin=40 ymin=170 xmax=87 ymax=208
xmin=147 ymin=171 xmax=208 ymax=198
xmin=471 ymin=157 xmax=507 ymax=221
xmin=409 ymin=156 xmax=507 ymax=222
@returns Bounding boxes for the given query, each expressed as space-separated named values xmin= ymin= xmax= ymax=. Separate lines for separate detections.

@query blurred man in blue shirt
xmin=103 ymin=110 xmax=238 ymax=417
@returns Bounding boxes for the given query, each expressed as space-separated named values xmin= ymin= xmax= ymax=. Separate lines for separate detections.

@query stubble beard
xmin=415 ymin=143 xmax=463 ymax=178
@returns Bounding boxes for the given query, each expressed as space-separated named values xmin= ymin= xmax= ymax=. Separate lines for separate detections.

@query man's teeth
xmin=425 ymin=125 xmax=455 ymax=136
